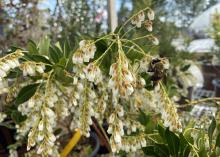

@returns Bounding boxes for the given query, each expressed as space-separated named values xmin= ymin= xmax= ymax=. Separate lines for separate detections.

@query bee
xmin=148 ymin=58 xmax=169 ymax=86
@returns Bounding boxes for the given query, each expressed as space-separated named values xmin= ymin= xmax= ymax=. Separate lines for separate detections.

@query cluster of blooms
xmin=0 ymin=112 xmax=7 ymax=123
xmin=120 ymin=134 xmax=147 ymax=152
xmin=108 ymin=48 xmax=135 ymax=97
xmin=154 ymin=85 xmax=182 ymax=132
xmin=131 ymin=11 xmax=145 ymax=28
xmin=131 ymin=9 xmax=159 ymax=45
xmin=19 ymin=61 xmax=45 ymax=76
xmin=107 ymin=110 xmax=125 ymax=153
xmin=93 ymin=85 xmax=108 ymax=123
xmin=123 ymin=117 xmax=145 ymax=135
xmin=0 ymin=50 xmax=23 ymax=80
xmin=83 ymin=63 xmax=102 ymax=84
xmin=17 ymin=82 xmax=62 ymax=156
xmin=72 ymin=40 xmax=96 ymax=64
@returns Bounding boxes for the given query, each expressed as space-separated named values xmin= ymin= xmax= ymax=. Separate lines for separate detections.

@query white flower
xmin=28 ymin=99 xmax=35 ymax=108
xmin=37 ymin=144 xmax=44 ymax=154
xmin=45 ymin=107 xmax=55 ymax=118
xmin=126 ymin=84 xmax=134 ymax=95
xmin=114 ymin=132 xmax=122 ymax=143
xmin=109 ymin=114 xmax=115 ymax=123
xmin=124 ymin=71 xmax=134 ymax=82
xmin=84 ymin=63 xmax=102 ymax=83
xmin=117 ymin=106 xmax=124 ymax=117
xmin=1 ymin=63 xmax=10 ymax=71
xmin=144 ymin=20 xmax=153 ymax=32
xmin=37 ymin=131 xmax=44 ymax=141
xmin=0 ymin=112 xmax=7 ymax=123
xmin=38 ymin=120 xmax=44 ymax=131
xmin=6 ymin=60 xmax=17 ymax=68
xmin=36 ymin=65 xmax=45 ymax=73
xmin=0 ymin=69 xmax=7 ymax=78
xmin=9 ymin=149 xmax=18 ymax=157
xmin=72 ymin=50 xmax=84 ymax=64
xmin=141 ymin=139 xmax=147 ymax=147
xmin=151 ymin=36 xmax=159 ymax=45
xmin=107 ymin=126 xmax=113 ymax=134
xmin=131 ymin=11 xmax=145 ymax=28
xmin=48 ymin=133 xmax=56 ymax=143
xmin=147 ymin=9 xmax=155 ymax=20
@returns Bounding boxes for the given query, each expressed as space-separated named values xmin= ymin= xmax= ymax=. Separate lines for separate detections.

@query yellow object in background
xmin=60 ymin=129 xmax=81 ymax=157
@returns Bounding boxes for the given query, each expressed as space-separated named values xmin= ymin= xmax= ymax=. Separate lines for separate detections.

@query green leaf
xmin=11 ymin=110 xmax=26 ymax=124
xmin=143 ymin=144 xmax=169 ymax=157
xmin=209 ymin=117 xmax=216 ymax=147
xmin=15 ymin=83 xmax=39 ymax=105
xmin=64 ymin=40 xmax=71 ymax=58
xmin=158 ymin=124 xmax=166 ymax=139
xmin=27 ymin=40 xmax=38 ymax=54
xmin=179 ymin=133 xmax=191 ymax=157
xmin=216 ymin=133 xmax=220 ymax=148
xmin=24 ymin=53 xmax=52 ymax=65
xmin=165 ymin=128 xmax=180 ymax=156
xmin=180 ymin=64 xmax=191 ymax=72
xmin=49 ymin=45 xmax=63 ymax=63
xmin=210 ymin=152 xmax=217 ymax=157
xmin=38 ymin=36 xmax=50 ymax=55
xmin=138 ymin=110 xmax=150 ymax=126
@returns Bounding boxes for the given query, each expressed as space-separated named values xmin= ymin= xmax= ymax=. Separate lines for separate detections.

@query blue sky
xmin=39 ymin=0 xmax=132 ymax=13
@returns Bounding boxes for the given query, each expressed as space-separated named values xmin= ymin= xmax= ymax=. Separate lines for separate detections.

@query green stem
xmin=93 ymin=40 xmax=116 ymax=65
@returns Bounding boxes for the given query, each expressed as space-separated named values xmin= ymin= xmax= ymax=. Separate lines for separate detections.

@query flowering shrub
xmin=0 ymin=7 xmax=219 ymax=157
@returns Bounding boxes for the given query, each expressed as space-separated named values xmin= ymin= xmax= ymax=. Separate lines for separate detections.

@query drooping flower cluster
xmin=72 ymin=40 xmax=96 ymax=64
xmin=107 ymin=110 xmax=125 ymax=152
xmin=154 ymin=85 xmax=182 ymax=132
xmin=0 ymin=50 xmax=23 ymax=80
xmin=17 ymin=81 xmax=63 ymax=156
xmin=131 ymin=11 xmax=145 ymax=28
xmin=83 ymin=63 xmax=102 ymax=84
xmin=120 ymin=134 xmax=147 ymax=152
xmin=109 ymin=47 xmax=135 ymax=97
xmin=19 ymin=62 xmax=45 ymax=76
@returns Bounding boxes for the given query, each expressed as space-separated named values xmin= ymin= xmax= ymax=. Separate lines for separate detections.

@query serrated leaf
xmin=209 ymin=117 xmax=216 ymax=147
xmin=142 ymin=144 xmax=169 ymax=157
xmin=24 ymin=53 xmax=52 ymax=65
xmin=27 ymin=40 xmax=38 ymax=54
xmin=216 ymin=133 xmax=220 ymax=148
xmin=11 ymin=110 xmax=26 ymax=124
xmin=15 ymin=83 xmax=39 ymax=104
xmin=179 ymin=133 xmax=191 ymax=157
xmin=158 ymin=124 xmax=166 ymax=139
xmin=38 ymin=36 xmax=50 ymax=55
xmin=138 ymin=110 xmax=150 ymax=126
xmin=64 ymin=40 xmax=71 ymax=58
xmin=165 ymin=128 xmax=180 ymax=156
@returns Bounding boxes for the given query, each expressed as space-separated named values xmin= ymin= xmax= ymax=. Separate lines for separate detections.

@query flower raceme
xmin=108 ymin=48 xmax=135 ymax=97
xmin=0 ymin=50 xmax=23 ymax=80
xmin=72 ymin=40 xmax=96 ymax=64
xmin=131 ymin=11 xmax=145 ymax=28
